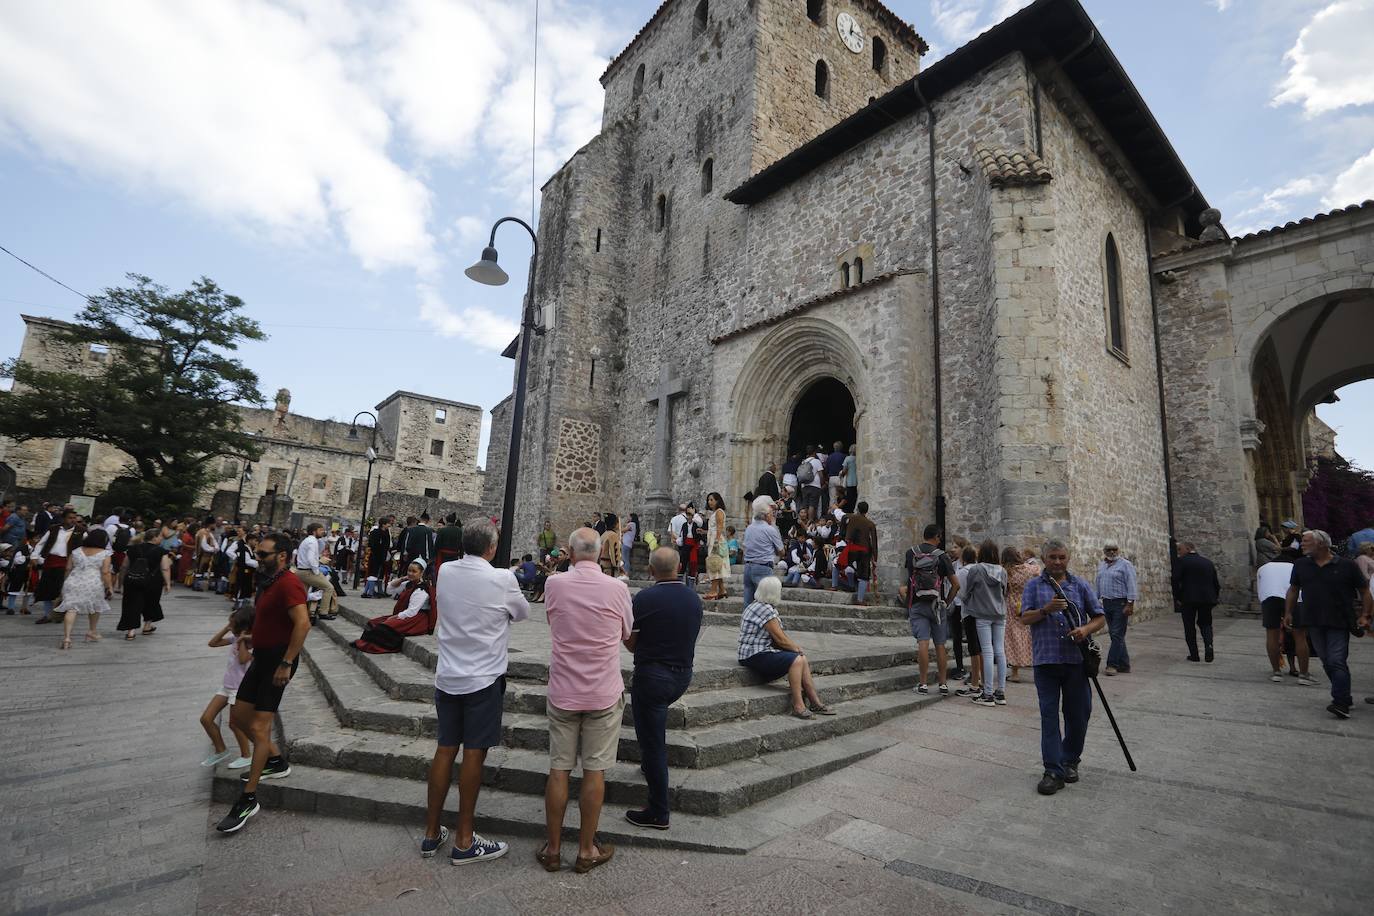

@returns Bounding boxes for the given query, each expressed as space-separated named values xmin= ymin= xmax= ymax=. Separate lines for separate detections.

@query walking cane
xmin=1089 ymin=673 xmax=1137 ymax=772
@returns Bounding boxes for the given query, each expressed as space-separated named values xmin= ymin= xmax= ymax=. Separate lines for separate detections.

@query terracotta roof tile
xmin=974 ymin=147 xmax=1053 ymax=187
xmin=1233 ymin=200 xmax=1374 ymax=243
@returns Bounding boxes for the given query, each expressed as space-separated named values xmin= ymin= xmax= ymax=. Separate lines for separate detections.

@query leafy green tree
xmin=0 ymin=274 xmax=266 ymax=513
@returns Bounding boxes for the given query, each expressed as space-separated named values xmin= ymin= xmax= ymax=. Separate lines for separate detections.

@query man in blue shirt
xmin=742 ymin=495 xmax=784 ymax=606
xmin=1094 ymin=542 xmax=1138 ymax=675
xmin=1020 ymin=538 xmax=1105 ymax=795
xmin=624 ymin=547 xmax=703 ymax=829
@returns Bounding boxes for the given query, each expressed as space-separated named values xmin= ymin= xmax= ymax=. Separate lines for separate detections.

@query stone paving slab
xmin=703 ymin=609 xmax=910 ymax=637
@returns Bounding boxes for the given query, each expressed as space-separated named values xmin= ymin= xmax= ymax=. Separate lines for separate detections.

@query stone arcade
xmin=483 ymin=0 xmax=1374 ymax=615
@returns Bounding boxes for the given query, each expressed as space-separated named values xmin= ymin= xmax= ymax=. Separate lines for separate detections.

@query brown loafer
xmin=573 ymin=843 xmax=615 ymax=874
xmin=535 ymin=843 xmax=561 ymax=873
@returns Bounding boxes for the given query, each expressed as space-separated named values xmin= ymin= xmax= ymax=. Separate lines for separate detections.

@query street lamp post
xmin=349 ymin=411 xmax=379 ymax=587
xmin=234 ymin=460 xmax=253 ymax=523
xmin=466 ymin=216 xmax=540 ymax=568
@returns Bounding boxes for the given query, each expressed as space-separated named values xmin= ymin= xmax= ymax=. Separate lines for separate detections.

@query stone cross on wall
xmin=645 ymin=362 xmax=689 ymax=498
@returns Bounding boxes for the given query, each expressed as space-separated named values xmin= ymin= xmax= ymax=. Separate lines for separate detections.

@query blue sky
xmin=2 ymin=0 xmax=1372 ymax=466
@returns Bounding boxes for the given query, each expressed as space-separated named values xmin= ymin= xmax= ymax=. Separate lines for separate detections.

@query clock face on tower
xmin=836 ymin=11 xmax=864 ymax=53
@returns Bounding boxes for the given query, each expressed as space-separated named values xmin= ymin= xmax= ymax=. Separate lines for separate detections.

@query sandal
xmin=535 ymin=843 xmax=562 ymax=873
xmin=59 ymin=639 xmax=71 ymax=650
xmin=84 ymin=633 xmax=102 ymax=642
xmin=124 ymin=632 xmax=137 ymax=640
xmin=809 ymin=703 xmax=837 ymax=716
xmin=141 ymin=625 xmax=157 ymax=635
xmin=791 ymin=707 xmax=814 ymax=720
xmin=573 ymin=842 xmax=615 ymax=874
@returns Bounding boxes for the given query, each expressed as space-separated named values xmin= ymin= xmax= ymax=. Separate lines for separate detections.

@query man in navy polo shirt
xmin=1019 ymin=538 xmax=1105 ymax=796
xmin=1285 ymin=529 xmax=1373 ymax=719
xmin=624 ymin=547 xmax=703 ymax=830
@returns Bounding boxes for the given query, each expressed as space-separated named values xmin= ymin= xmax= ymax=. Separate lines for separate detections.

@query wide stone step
xmin=302 ymin=626 xmax=928 ymax=737
xmin=702 ymin=610 xmax=910 ymax=638
xmin=209 ymin=766 xmax=785 ymax=854
xmin=630 ymin=579 xmax=894 ymax=609
xmin=328 ymin=605 xmax=916 ymax=689
xmin=708 ymin=595 xmax=906 ymax=619
xmin=279 ymin=724 xmax=896 ymax=816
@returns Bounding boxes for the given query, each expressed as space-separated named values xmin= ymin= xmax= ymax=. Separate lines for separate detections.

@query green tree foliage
xmin=0 ymin=274 xmax=266 ymax=512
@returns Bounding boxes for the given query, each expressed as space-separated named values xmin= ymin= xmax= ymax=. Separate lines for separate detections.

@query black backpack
xmin=112 ymin=525 xmax=132 ymax=552
xmin=124 ymin=550 xmax=153 ymax=586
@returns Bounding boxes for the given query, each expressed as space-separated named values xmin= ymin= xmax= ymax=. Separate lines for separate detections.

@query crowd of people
xmin=8 ymin=467 xmax=1370 ymax=868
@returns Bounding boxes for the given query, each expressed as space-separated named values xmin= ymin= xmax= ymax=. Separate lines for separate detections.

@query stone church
xmin=487 ymin=0 xmax=1374 ymax=615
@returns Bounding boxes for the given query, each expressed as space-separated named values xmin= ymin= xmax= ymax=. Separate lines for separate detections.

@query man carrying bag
xmin=1017 ymin=538 xmax=1107 ymax=796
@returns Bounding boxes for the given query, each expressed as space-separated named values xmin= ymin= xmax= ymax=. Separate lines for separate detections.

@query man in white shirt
xmin=1257 ymin=550 xmax=1307 ymax=683
xmin=294 ymin=523 xmax=338 ymax=622
xmin=423 ymin=518 xmax=529 ymax=865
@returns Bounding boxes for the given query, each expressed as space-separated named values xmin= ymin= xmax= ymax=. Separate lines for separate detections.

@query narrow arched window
xmin=807 ymin=0 xmax=823 ymax=24
xmin=694 ymin=0 xmax=708 ymax=35
xmin=840 ymin=261 xmax=850 ymax=287
xmin=656 ymin=194 xmax=667 ymax=231
xmin=701 ymin=158 xmax=713 ymax=195
xmin=1104 ymin=233 xmax=1126 ymax=357
xmin=872 ymin=37 xmax=887 ymax=74
xmin=853 ymin=257 xmax=864 ymax=284
xmin=815 ymin=59 xmax=829 ymax=99
xmin=633 ymin=64 xmax=645 ymax=100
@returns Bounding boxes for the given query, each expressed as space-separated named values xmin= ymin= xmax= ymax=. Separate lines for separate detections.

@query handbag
xmin=1044 ymin=573 xmax=1102 ymax=678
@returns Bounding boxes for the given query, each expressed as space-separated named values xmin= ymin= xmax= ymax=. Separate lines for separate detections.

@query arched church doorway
xmin=787 ymin=377 xmax=856 ymax=457
xmin=1247 ymin=288 xmax=1374 ymax=531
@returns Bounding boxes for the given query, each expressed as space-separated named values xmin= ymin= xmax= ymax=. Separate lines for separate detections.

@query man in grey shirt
xmin=742 ymin=495 xmax=784 ymax=607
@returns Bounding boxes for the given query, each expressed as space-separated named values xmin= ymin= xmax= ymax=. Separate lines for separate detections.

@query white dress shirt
xmin=434 ymin=555 xmax=529 ymax=695
xmin=296 ymin=535 xmax=321 ymax=574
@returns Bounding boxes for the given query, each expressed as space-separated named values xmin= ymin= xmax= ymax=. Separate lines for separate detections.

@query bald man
xmin=624 ymin=547 xmax=703 ymax=830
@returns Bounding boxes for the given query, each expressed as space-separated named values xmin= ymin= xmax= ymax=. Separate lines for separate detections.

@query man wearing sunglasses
xmin=216 ymin=534 xmax=311 ymax=834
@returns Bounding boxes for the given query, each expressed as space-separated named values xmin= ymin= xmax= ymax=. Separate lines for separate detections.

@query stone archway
xmin=724 ymin=316 xmax=869 ymax=510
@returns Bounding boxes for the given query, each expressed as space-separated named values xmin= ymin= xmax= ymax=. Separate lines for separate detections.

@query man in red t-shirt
xmin=217 ymin=533 xmax=310 ymax=834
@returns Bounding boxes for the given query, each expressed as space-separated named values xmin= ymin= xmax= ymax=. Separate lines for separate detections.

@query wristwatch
xmin=277 ymin=658 xmax=294 ymax=668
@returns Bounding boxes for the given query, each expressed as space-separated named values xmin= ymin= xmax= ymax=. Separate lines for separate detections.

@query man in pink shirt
xmin=539 ymin=527 xmax=632 ymax=874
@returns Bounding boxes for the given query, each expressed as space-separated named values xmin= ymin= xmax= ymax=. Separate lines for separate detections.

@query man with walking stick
xmin=1019 ymin=538 xmax=1107 ymax=795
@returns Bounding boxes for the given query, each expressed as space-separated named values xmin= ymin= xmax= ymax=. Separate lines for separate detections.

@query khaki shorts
xmin=547 ymin=696 xmax=624 ymax=771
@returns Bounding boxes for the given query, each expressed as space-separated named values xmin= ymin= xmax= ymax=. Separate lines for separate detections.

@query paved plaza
xmin=2 ymin=589 xmax=1372 ymax=915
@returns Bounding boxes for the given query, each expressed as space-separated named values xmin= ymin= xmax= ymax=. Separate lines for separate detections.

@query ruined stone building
xmin=485 ymin=0 xmax=1374 ymax=613
xmin=0 ymin=314 xmax=486 ymax=525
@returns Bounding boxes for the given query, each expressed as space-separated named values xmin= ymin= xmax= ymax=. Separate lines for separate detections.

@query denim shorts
xmin=741 ymin=650 xmax=799 ymax=682
xmin=909 ymin=614 xmax=948 ymax=645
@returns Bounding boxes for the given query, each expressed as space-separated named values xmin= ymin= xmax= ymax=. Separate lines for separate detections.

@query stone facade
xmin=0 ymin=315 xmax=485 ymax=524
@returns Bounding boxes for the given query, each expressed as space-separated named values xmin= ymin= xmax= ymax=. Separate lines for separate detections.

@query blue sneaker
xmin=449 ymin=833 xmax=508 ymax=866
xmin=420 ymin=826 xmax=449 ymax=858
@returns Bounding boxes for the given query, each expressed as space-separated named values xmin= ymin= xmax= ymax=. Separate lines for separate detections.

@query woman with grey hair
xmin=736 ymin=576 xmax=834 ymax=719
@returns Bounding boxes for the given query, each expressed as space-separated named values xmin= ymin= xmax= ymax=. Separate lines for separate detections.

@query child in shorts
xmin=200 ymin=606 xmax=254 ymax=768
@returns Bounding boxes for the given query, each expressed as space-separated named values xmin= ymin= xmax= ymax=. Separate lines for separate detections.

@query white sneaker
xmin=1270 ymin=671 xmax=1284 ymax=683
xmin=227 ymin=756 xmax=252 ymax=769
xmin=1298 ymin=674 xmax=1318 ymax=686
xmin=201 ymin=749 xmax=234 ymax=768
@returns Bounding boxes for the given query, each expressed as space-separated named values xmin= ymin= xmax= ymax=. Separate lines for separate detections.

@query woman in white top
xmin=620 ymin=513 xmax=639 ymax=577
xmin=58 ymin=527 xmax=113 ymax=649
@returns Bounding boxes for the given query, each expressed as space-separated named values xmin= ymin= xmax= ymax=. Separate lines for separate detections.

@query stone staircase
xmin=210 ymin=584 xmax=941 ymax=852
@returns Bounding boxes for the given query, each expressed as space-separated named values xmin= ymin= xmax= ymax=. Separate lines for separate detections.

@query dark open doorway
xmin=788 ymin=377 xmax=856 ymax=457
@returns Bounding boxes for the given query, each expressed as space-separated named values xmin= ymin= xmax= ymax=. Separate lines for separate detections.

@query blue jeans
xmin=1307 ymin=626 xmax=1352 ymax=708
xmin=630 ymin=662 xmax=694 ymax=820
xmin=1034 ymin=662 xmax=1092 ymax=777
xmin=831 ymin=566 xmax=853 ymax=591
xmin=1102 ymin=598 xmax=1131 ymax=670
xmin=784 ymin=568 xmax=801 ymax=587
xmin=975 ymin=618 xmax=1006 ymax=695
xmin=743 ymin=563 xmax=772 ymax=606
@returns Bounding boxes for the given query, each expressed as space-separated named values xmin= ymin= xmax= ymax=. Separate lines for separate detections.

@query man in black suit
xmin=31 ymin=502 xmax=56 ymax=540
xmin=757 ymin=462 xmax=781 ymax=501
xmin=1172 ymin=542 xmax=1221 ymax=662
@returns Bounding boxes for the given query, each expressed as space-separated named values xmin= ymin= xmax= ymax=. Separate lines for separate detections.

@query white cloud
xmin=927 ymin=1 xmax=1032 ymax=54
xmin=1230 ymin=175 xmax=1327 ymax=233
xmin=1326 ymin=146 xmax=1374 ymax=206
xmin=0 ymin=0 xmax=615 ymax=275
xmin=1274 ymin=1 xmax=1374 ymax=115
xmin=417 ymin=285 xmax=519 ymax=352
xmin=1213 ymin=0 xmax=1235 ymax=10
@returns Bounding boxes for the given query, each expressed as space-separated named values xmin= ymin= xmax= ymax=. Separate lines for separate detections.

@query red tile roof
xmin=975 ymin=147 xmax=1052 ymax=187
